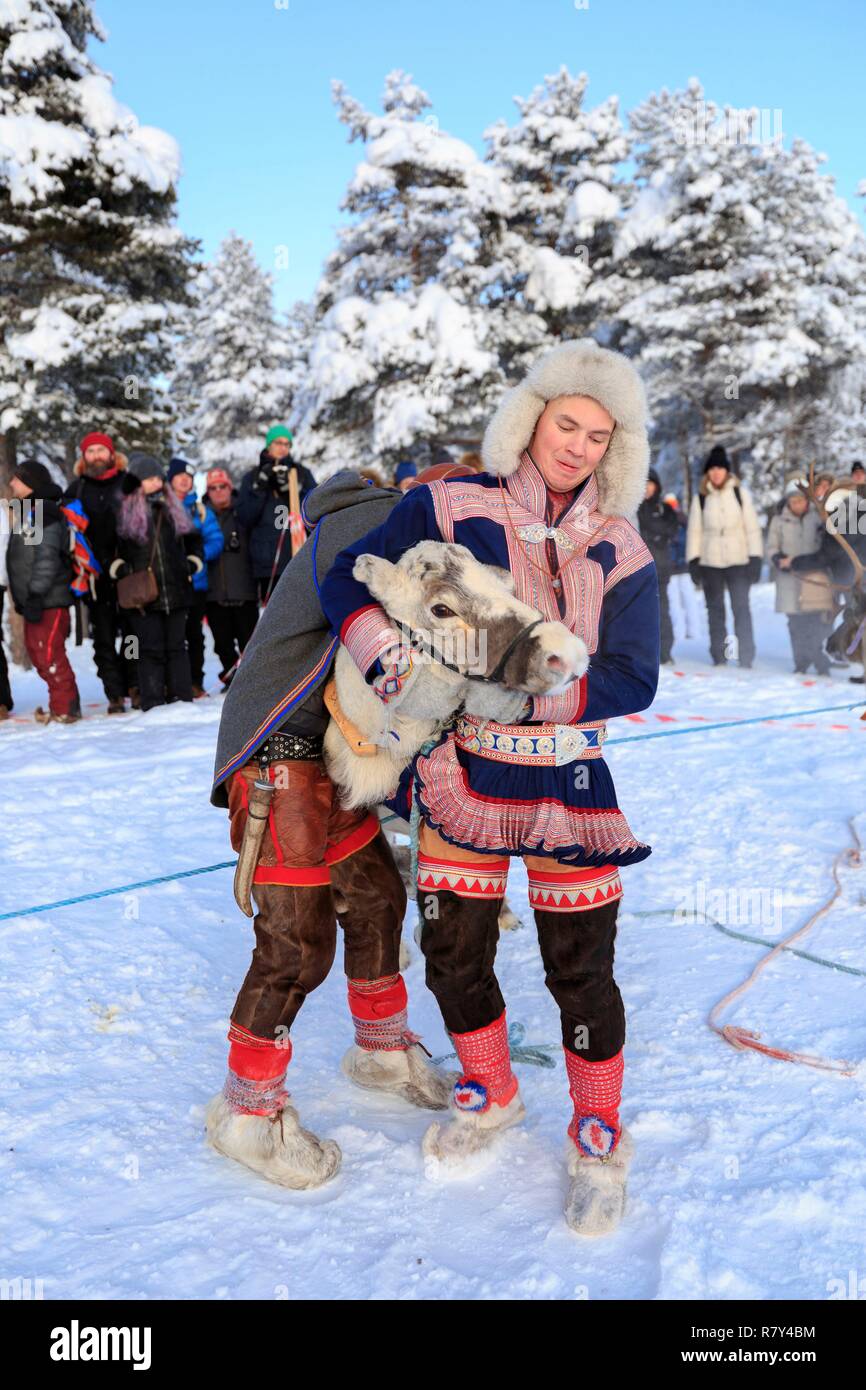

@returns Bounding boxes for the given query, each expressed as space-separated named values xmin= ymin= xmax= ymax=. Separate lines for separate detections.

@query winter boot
xmin=206 ymin=1024 xmax=340 ymax=1190
xmin=191 ymin=684 xmax=208 ymax=699
xmin=565 ymin=1127 xmax=635 ymax=1236
xmin=422 ymin=1011 xmax=525 ymax=1166
xmin=129 ymin=685 xmax=141 ymax=709
xmin=34 ymin=706 xmax=51 ymax=724
xmin=341 ymin=973 xmax=456 ymax=1110
xmin=107 ymin=696 xmax=126 ymax=715
xmin=562 ymin=1047 xmax=632 ymax=1235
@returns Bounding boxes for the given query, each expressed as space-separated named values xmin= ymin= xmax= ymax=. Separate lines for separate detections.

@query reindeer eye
xmin=431 ymin=603 xmax=456 ymax=619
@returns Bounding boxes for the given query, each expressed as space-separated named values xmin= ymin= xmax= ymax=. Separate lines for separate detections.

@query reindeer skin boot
xmin=422 ymin=1011 xmax=525 ymax=1165
xmin=206 ymin=1025 xmax=340 ymax=1190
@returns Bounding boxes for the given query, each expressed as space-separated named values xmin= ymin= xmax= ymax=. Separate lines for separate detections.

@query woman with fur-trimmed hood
xmin=321 ymin=339 xmax=660 ymax=1235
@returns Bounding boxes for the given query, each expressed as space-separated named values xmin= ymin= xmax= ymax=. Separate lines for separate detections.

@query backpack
xmin=699 ymin=485 xmax=742 ymax=512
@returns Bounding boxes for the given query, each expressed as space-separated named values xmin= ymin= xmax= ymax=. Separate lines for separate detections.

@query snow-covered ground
xmin=2 ymin=582 xmax=865 ymax=1300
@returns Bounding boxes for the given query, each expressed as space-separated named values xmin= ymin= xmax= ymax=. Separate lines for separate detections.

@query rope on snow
xmin=705 ymin=817 xmax=863 ymax=1076
xmin=433 ymin=1020 xmax=558 ymax=1069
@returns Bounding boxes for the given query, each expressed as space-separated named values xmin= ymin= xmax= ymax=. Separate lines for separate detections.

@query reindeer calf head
xmin=353 ymin=542 xmax=587 ymax=695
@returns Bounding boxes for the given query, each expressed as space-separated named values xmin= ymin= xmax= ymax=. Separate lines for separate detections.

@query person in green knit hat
xmin=237 ymin=425 xmax=317 ymax=603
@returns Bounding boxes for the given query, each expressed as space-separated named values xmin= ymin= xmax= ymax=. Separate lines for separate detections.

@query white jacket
xmin=686 ymin=474 xmax=763 ymax=569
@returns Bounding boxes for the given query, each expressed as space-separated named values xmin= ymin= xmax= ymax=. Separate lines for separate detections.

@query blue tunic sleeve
xmin=581 ymin=559 xmax=660 ymax=721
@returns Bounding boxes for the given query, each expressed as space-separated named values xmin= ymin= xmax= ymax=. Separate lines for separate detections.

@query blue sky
xmin=95 ymin=0 xmax=864 ymax=312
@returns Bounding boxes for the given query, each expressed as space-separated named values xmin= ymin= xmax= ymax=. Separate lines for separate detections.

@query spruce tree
xmin=0 ymin=0 xmax=197 ymax=475
xmin=607 ymin=81 xmax=866 ymax=501
xmin=483 ymin=67 xmax=629 ymax=370
xmin=170 ymin=233 xmax=291 ymax=475
xmin=293 ymin=71 xmax=506 ymax=478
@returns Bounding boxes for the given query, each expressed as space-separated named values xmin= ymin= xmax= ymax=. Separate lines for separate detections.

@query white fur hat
xmin=481 ymin=338 xmax=650 ymax=517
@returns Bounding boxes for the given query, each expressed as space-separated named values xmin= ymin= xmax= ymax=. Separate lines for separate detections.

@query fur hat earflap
xmin=481 ymin=338 xmax=650 ymax=517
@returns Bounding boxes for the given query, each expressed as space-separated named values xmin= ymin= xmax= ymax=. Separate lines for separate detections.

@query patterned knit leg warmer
xmin=224 ymin=1021 xmax=292 ymax=1117
xmin=347 ymin=973 xmax=413 ymax=1051
xmin=450 ymin=1010 xmax=519 ymax=1115
xmin=564 ymin=1046 xmax=624 ymax=1158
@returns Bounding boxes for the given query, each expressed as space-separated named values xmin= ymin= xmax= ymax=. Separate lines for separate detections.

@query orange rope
xmin=708 ymin=818 xmax=862 ymax=1076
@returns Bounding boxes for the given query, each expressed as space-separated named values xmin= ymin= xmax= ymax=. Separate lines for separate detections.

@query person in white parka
xmin=686 ymin=446 xmax=764 ymax=667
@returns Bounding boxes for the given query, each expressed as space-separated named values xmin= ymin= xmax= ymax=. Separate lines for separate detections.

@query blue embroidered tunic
xmin=320 ymin=453 xmax=660 ymax=866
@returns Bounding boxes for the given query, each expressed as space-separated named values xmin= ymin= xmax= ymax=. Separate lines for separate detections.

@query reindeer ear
xmin=353 ymin=553 xmax=418 ymax=619
xmin=353 ymin=553 xmax=394 ymax=596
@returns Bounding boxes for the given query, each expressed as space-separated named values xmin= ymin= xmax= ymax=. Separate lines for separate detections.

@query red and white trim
xmin=527 ymin=864 xmax=623 ymax=913
xmin=564 ymin=1047 xmax=624 ymax=1157
xmin=415 ymin=736 xmax=649 ymax=861
xmin=530 ymin=676 xmax=589 ymax=725
xmin=340 ymin=603 xmax=402 ymax=677
xmin=417 ymin=850 xmax=509 ymax=899
xmin=347 ymin=973 xmax=412 ymax=1051
xmin=451 ymin=1011 xmax=519 ymax=1113
xmin=225 ymin=1022 xmax=292 ymax=1116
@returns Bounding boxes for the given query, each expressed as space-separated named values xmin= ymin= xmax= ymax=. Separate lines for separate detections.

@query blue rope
xmin=2 ymin=700 xmax=862 ymax=924
xmin=432 ymin=1021 xmax=559 ymax=1069
xmin=605 ymin=700 xmax=865 ymax=746
xmin=0 ymin=862 xmax=236 ymax=922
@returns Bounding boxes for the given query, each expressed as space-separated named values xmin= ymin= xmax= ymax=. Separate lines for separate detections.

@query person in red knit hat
xmin=63 ymin=431 xmax=135 ymax=712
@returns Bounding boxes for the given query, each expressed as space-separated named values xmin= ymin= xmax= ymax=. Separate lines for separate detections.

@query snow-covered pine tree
xmin=170 ymin=233 xmax=291 ymax=475
xmin=0 ymin=0 xmax=197 ymax=475
xmin=292 ymin=71 xmax=508 ymax=479
xmin=607 ymin=80 xmax=866 ymax=505
xmin=482 ymin=67 xmax=630 ymax=373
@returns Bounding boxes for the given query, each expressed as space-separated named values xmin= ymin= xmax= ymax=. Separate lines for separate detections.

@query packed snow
xmin=2 ymin=583 xmax=864 ymax=1300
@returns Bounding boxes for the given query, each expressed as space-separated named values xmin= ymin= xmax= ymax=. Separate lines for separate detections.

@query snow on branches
xmin=0 ymin=0 xmax=196 ymax=463
xmin=170 ymin=233 xmax=292 ymax=475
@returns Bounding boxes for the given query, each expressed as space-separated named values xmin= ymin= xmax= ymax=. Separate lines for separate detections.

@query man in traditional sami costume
xmin=321 ymin=340 xmax=660 ymax=1234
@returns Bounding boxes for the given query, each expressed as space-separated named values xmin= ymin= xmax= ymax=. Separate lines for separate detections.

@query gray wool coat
xmin=766 ymin=505 xmax=829 ymax=615
xmin=211 ymin=471 xmax=401 ymax=806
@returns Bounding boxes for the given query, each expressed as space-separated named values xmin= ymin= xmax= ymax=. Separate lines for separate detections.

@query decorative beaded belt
xmin=257 ymin=731 xmax=324 ymax=767
xmin=455 ymin=714 xmax=607 ymax=766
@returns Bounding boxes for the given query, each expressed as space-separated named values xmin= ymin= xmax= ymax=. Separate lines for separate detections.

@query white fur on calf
xmin=324 ymin=542 xmax=589 ymax=811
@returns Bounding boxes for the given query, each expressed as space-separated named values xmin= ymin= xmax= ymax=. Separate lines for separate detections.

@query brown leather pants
xmin=227 ymin=759 xmax=407 ymax=1042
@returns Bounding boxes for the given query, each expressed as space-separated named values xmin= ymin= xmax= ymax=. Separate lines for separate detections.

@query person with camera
xmin=203 ymin=467 xmax=259 ymax=687
xmin=236 ymin=426 xmax=316 ymax=603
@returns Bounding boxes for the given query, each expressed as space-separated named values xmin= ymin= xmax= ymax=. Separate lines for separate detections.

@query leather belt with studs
xmin=257 ymin=731 xmax=325 ymax=767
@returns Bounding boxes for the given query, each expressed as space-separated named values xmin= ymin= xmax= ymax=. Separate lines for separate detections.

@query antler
xmin=798 ymin=462 xmax=865 ymax=593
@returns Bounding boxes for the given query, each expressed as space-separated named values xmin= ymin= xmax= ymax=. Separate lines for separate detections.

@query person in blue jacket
xmin=168 ymin=458 xmax=224 ymax=697
xmin=320 ymin=340 xmax=659 ymax=1236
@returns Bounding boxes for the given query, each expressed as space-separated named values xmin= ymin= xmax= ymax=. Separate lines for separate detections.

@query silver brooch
xmin=516 ymin=523 xmax=576 ymax=552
